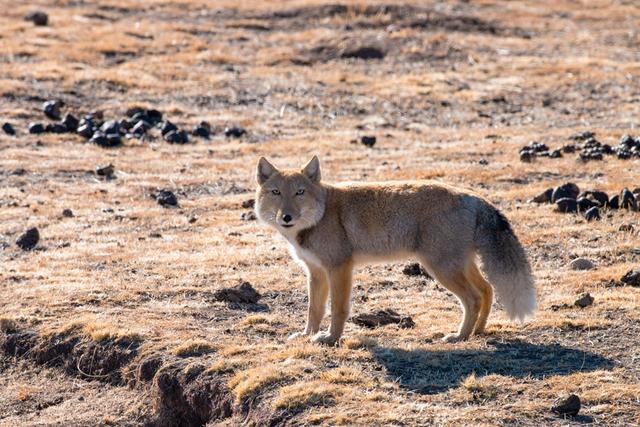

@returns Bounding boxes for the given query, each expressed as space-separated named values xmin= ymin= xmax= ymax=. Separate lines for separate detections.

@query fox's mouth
xmin=281 ymin=224 xmax=294 ymax=228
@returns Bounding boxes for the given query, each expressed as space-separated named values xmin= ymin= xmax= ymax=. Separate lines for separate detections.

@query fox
xmin=255 ymin=156 xmax=536 ymax=346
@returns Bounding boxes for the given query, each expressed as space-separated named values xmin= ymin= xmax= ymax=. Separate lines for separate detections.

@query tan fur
xmin=255 ymin=157 xmax=536 ymax=346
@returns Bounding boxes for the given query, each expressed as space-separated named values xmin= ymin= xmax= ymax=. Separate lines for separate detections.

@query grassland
xmin=1 ymin=0 xmax=639 ymax=425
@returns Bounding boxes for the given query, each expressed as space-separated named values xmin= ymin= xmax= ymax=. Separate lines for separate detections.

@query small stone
xmin=361 ymin=135 xmax=376 ymax=147
xmin=156 ymin=190 xmax=178 ymax=207
xmin=552 ymin=183 xmax=580 ymax=203
xmin=62 ymin=208 xmax=74 ymax=218
xmin=620 ymin=188 xmax=638 ymax=211
xmin=146 ymin=109 xmax=163 ymax=125
xmin=125 ymin=106 xmax=145 ymax=118
xmin=620 ymin=269 xmax=640 ymax=287
xmin=574 ymin=293 xmax=594 ymax=308
xmin=241 ymin=199 xmax=255 ymax=209
xmin=576 ymin=197 xmax=595 ymax=212
xmin=28 ymin=122 xmax=46 ymax=134
xmin=352 ymin=309 xmax=414 ymax=329
xmin=192 ymin=121 xmax=211 ymax=138
xmin=569 ymin=131 xmax=594 ymax=141
xmin=164 ymin=129 xmax=189 ymax=144
xmin=2 ymin=122 xmax=16 ymax=135
xmin=160 ymin=120 xmax=177 ymax=136
xmin=224 ymin=126 xmax=246 ymax=138
xmin=402 ymin=263 xmax=427 ymax=277
xmin=76 ymin=123 xmax=93 ymax=139
xmin=579 ymin=190 xmax=609 ymax=207
xmin=569 ymin=258 xmax=595 ymax=271
xmin=16 ymin=227 xmax=39 ymax=251
xmin=105 ymin=133 xmax=122 ymax=147
xmin=561 ymin=144 xmax=576 ymax=153
xmin=618 ymin=224 xmax=634 ymax=232
xmin=549 ymin=149 xmax=562 ymax=158
xmin=556 ymin=198 xmax=577 ymax=213
xmin=25 ymin=10 xmax=48 ymax=26
xmin=519 ymin=151 xmax=534 ymax=162
xmin=119 ymin=118 xmax=134 ymax=131
xmin=42 ymin=100 xmax=62 ymax=120
xmin=584 ymin=206 xmax=600 ymax=221
xmin=532 ymin=188 xmax=553 ymax=203
xmin=131 ymin=120 xmax=151 ymax=136
xmin=608 ymin=195 xmax=619 ymax=209
xmin=551 ymin=394 xmax=581 ymax=417
xmin=241 ymin=211 xmax=257 ymax=221
xmin=100 ymin=120 xmax=120 ymax=135
xmin=45 ymin=123 xmax=67 ymax=133
xmin=61 ymin=113 xmax=79 ymax=132
xmin=213 ymin=282 xmax=261 ymax=304
xmin=96 ymin=164 xmax=114 ymax=177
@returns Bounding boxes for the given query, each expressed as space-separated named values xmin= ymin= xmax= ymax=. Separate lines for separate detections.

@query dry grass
xmin=1 ymin=0 xmax=640 ymax=425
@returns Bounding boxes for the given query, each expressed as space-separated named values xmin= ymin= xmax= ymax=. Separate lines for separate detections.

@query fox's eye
xmin=296 ymin=189 xmax=305 ymax=196
xmin=271 ymin=189 xmax=281 ymax=195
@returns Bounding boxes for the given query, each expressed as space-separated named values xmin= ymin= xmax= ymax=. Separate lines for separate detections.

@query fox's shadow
xmin=372 ymin=339 xmax=615 ymax=394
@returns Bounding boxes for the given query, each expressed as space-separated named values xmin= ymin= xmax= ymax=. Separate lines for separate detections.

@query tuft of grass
xmin=343 ymin=335 xmax=377 ymax=350
xmin=207 ymin=358 xmax=247 ymax=374
xmin=460 ymin=372 xmax=499 ymax=401
xmin=273 ymin=380 xmax=343 ymax=410
xmin=320 ymin=367 xmax=364 ymax=385
xmin=172 ymin=339 xmax=216 ymax=357
xmin=0 ymin=317 xmax=17 ymax=333
xmin=229 ymin=364 xmax=301 ymax=404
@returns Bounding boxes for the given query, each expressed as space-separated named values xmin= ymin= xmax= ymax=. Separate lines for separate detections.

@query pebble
xmin=569 ymin=258 xmax=595 ymax=271
xmin=16 ymin=227 xmax=39 ymax=251
xmin=77 ymin=123 xmax=94 ymax=139
xmin=584 ymin=206 xmax=600 ymax=221
xmin=192 ymin=121 xmax=211 ymax=138
xmin=241 ymin=211 xmax=257 ymax=221
xmin=576 ymin=197 xmax=595 ymax=212
xmin=556 ymin=197 xmax=577 ymax=213
xmin=62 ymin=209 xmax=74 ymax=218
xmin=131 ymin=120 xmax=151 ymax=136
xmin=620 ymin=269 xmax=640 ymax=287
xmin=28 ymin=122 xmax=46 ymax=134
xmin=532 ymin=188 xmax=553 ymax=203
xmin=361 ymin=135 xmax=376 ymax=147
xmin=608 ymin=195 xmax=619 ymax=209
xmin=620 ymin=188 xmax=638 ymax=211
xmin=45 ymin=123 xmax=67 ymax=133
xmin=61 ymin=113 xmax=79 ymax=132
xmin=96 ymin=164 xmax=114 ymax=177
xmin=146 ymin=109 xmax=163 ymax=125
xmin=164 ymin=130 xmax=189 ymax=144
xmin=156 ymin=190 xmax=178 ymax=207
xmin=242 ymin=199 xmax=255 ymax=209
xmin=43 ymin=100 xmax=62 ymax=120
xmin=100 ymin=120 xmax=120 ymax=135
xmin=551 ymin=394 xmax=581 ymax=417
xmin=2 ymin=122 xmax=16 ymax=135
xmin=574 ymin=293 xmax=594 ymax=308
xmin=224 ymin=126 xmax=246 ymax=138
xmin=160 ymin=120 xmax=177 ymax=136
xmin=25 ymin=10 xmax=48 ymax=26
xmin=552 ymin=183 xmax=580 ymax=203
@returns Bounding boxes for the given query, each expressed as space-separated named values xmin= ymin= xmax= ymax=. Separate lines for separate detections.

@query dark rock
xmin=584 ymin=206 xmax=600 ymax=221
xmin=576 ymin=197 xmax=595 ymax=212
xmin=2 ymin=122 xmax=16 ymax=135
xmin=532 ymin=188 xmax=553 ymax=204
xmin=561 ymin=144 xmax=576 ymax=153
xmin=16 ymin=227 xmax=39 ymax=251
xmin=61 ymin=113 xmax=79 ymax=132
xmin=77 ymin=123 xmax=94 ymax=139
xmin=402 ymin=263 xmax=429 ymax=277
xmin=28 ymin=122 xmax=46 ymax=134
xmin=520 ymin=141 xmax=548 ymax=154
xmin=620 ymin=188 xmax=638 ymax=211
xmin=569 ymin=258 xmax=594 ymax=271
xmin=100 ymin=120 xmax=120 ymax=135
xmin=213 ymin=282 xmax=261 ymax=304
xmin=131 ymin=120 xmax=151 ymax=136
xmin=119 ymin=118 xmax=134 ymax=131
xmin=574 ymin=293 xmax=594 ymax=308
xmin=45 ymin=123 xmax=67 ymax=133
xmin=579 ymin=190 xmax=609 ymax=207
xmin=42 ymin=100 xmax=62 ymax=120
xmin=224 ymin=126 xmax=246 ymax=138
xmin=146 ymin=109 xmax=163 ymax=125
xmin=240 ymin=211 xmax=256 ymax=221
xmin=619 ymin=134 xmax=636 ymax=150
xmin=352 ymin=309 xmax=414 ymax=329
xmin=619 ymin=224 xmax=634 ymax=232
xmin=551 ymin=394 xmax=581 ymax=417
xmin=62 ymin=209 xmax=74 ymax=218
xmin=96 ymin=164 xmax=114 ymax=177
xmin=569 ymin=131 xmax=594 ymax=141
xmin=156 ymin=190 xmax=178 ymax=207
xmin=549 ymin=149 xmax=562 ymax=158
xmin=608 ymin=195 xmax=619 ymax=209
xmin=125 ymin=107 xmax=146 ymax=118
xmin=617 ymin=150 xmax=631 ymax=160
xmin=241 ymin=199 xmax=255 ymax=209
xmin=360 ymin=135 xmax=376 ymax=147
xmin=164 ymin=130 xmax=189 ymax=144
xmin=192 ymin=121 xmax=211 ymax=138
xmin=131 ymin=112 xmax=150 ymax=124
xmin=341 ymin=46 xmax=385 ymax=60
xmin=160 ymin=120 xmax=177 ymax=136
xmin=552 ymin=183 xmax=579 ymax=203
xmin=556 ymin=198 xmax=577 ymax=213
xmin=25 ymin=10 xmax=48 ymax=26
xmin=620 ymin=269 xmax=640 ymax=287
xmin=105 ymin=133 xmax=122 ymax=147
xmin=519 ymin=150 xmax=534 ymax=162
xmin=89 ymin=132 xmax=108 ymax=146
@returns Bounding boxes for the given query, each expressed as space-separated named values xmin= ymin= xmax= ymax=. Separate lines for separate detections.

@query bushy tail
xmin=474 ymin=202 xmax=536 ymax=321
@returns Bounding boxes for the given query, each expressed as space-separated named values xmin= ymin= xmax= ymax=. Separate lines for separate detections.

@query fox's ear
xmin=302 ymin=155 xmax=321 ymax=182
xmin=257 ymin=157 xmax=278 ymax=185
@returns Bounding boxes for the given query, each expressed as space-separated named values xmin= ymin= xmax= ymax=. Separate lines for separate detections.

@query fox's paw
xmin=287 ymin=331 xmax=308 ymax=341
xmin=311 ymin=331 xmax=339 ymax=346
xmin=441 ymin=333 xmax=468 ymax=343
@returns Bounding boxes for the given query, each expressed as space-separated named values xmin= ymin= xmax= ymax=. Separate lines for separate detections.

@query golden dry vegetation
xmin=1 ymin=0 xmax=639 ymax=426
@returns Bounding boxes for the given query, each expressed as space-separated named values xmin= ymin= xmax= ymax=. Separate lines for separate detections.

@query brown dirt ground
xmin=1 ymin=0 xmax=639 ymax=426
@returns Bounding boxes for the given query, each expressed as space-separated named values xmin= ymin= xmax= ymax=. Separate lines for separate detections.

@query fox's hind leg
xmin=464 ymin=261 xmax=494 ymax=335
xmin=421 ymin=259 xmax=481 ymax=342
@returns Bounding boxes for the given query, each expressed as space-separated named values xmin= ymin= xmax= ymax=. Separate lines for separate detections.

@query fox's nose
xmin=282 ymin=214 xmax=292 ymax=223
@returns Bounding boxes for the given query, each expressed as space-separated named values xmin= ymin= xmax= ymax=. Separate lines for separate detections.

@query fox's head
xmin=255 ymin=156 xmax=327 ymax=234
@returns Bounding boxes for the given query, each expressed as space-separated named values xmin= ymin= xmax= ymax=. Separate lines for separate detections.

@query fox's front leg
xmin=312 ymin=261 xmax=353 ymax=346
xmin=288 ymin=265 xmax=328 ymax=340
